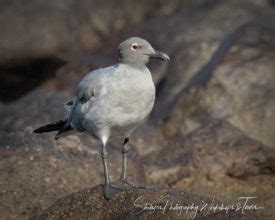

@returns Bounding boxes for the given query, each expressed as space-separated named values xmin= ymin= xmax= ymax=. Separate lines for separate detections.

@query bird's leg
xmin=110 ymin=137 xmax=157 ymax=191
xmin=101 ymin=141 xmax=117 ymax=199
xmin=107 ymin=138 xmax=131 ymax=190
xmin=120 ymin=137 xmax=129 ymax=181
xmin=101 ymin=138 xmax=130 ymax=199
xmin=102 ymin=142 xmax=109 ymax=186
xmin=100 ymin=137 xmax=156 ymax=193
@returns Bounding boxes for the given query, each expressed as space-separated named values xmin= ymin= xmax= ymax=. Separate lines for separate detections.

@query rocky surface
xmin=143 ymin=120 xmax=275 ymax=206
xmin=0 ymin=0 xmax=179 ymax=64
xmin=34 ymin=120 xmax=275 ymax=219
xmin=0 ymin=0 xmax=197 ymax=102
xmin=154 ymin=21 xmax=275 ymax=149
xmin=1 ymin=0 xmax=232 ymax=66
xmin=0 ymin=0 xmax=274 ymax=219
xmin=0 ymin=91 xmax=145 ymax=219
xmin=34 ymin=185 xmax=260 ymax=220
xmin=1 ymin=92 xmax=274 ymax=219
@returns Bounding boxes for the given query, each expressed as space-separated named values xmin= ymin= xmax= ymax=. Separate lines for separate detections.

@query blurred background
xmin=0 ymin=0 xmax=274 ymax=219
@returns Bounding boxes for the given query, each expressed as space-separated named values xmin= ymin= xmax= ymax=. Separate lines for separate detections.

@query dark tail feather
xmin=33 ymin=120 xmax=68 ymax=133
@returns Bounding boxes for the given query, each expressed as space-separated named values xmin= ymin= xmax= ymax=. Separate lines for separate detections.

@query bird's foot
xmin=111 ymin=179 xmax=132 ymax=189
xmin=103 ymin=180 xmax=158 ymax=199
xmin=102 ymin=180 xmax=132 ymax=199
xmin=111 ymin=179 xmax=157 ymax=190
xmin=126 ymin=182 xmax=158 ymax=190
xmin=103 ymin=183 xmax=121 ymax=200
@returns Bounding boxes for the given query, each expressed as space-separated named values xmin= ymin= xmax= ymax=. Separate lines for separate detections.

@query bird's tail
xmin=33 ymin=120 xmax=67 ymax=133
xmin=33 ymin=119 xmax=73 ymax=140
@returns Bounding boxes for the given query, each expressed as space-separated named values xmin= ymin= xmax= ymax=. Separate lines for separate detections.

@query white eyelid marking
xmin=131 ymin=43 xmax=138 ymax=51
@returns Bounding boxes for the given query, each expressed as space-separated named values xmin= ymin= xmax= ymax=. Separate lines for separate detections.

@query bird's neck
xmin=119 ymin=61 xmax=147 ymax=71
xmin=117 ymin=63 xmax=151 ymax=78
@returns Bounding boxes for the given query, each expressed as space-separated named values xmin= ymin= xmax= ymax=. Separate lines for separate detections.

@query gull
xmin=34 ymin=37 xmax=169 ymax=198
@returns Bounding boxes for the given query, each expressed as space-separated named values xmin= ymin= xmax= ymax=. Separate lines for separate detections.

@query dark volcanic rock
xmin=157 ymin=22 xmax=275 ymax=148
xmin=142 ymin=120 xmax=275 ymax=219
xmin=0 ymin=0 xmax=160 ymax=64
xmin=0 ymin=90 xmax=70 ymax=132
xmin=0 ymin=0 xmax=216 ymax=66
xmin=39 ymin=52 xmax=116 ymax=96
xmin=0 ymin=0 xmax=190 ymax=102
xmin=34 ymin=185 xmax=243 ymax=220
xmin=34 ymin=184 xmax=269 ymax=220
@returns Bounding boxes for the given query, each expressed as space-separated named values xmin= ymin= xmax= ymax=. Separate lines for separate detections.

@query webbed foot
xmin=103 ymin=183 xmax=120 ymax=200
xmin=111 ymin=179 xmax=157 ymax=190
xmin=103 ymin=180 xmax=157 ymax=199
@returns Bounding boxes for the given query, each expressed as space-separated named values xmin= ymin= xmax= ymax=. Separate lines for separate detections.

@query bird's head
xmin=118 ymin=37 xmax=169 ymax=66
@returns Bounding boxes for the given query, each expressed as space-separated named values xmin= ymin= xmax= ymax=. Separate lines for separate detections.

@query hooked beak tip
xmin=159 ymin=53 xmax=170 ymax=62
xmin=147 ymin=51 xmax=170 ymax=62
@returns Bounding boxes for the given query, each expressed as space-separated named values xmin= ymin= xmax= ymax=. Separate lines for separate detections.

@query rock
xmin=0 ymin=0 xmax=190 ymax=102
xmin=39 ymin=0 xmax=241 ymax=96
xmin=0 ymin=90 xmax=70 ymax=132
xmin=34 ymin=184 xmax=271 ymax=220
xmin=0 ymin=90 xmax=145 ymax=219
xmin=0 ymin=0 xmax=167 ymax=65
xmin=142 ymin=120 xmax=275 ymax=219
xmin=0 ymin=0 xmax=227 ymax=66
xmin=0 ymin=134 xmax=144 ymax=219
xmin=39 ymin=51 xmax=116 ymax=96
xmin=34 ymin=185 xmax=251 ymax=220
xmin=0 ymin=57 xmax=66 ymax=102
xmin=130 ymin=124 xmax=169 ymax=156
xmin=156 ymin=22 xmax=275 ymax=148
xmin=199 ymin=23 xmax=275 ymax=148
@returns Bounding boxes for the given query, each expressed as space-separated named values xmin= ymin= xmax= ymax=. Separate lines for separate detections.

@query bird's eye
xmin=131 ymin=43 xmax=139 ymax=50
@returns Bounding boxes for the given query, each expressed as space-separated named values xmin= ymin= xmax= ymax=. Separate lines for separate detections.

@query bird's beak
xmin=148 ymin=51 xmax=170 ymax=62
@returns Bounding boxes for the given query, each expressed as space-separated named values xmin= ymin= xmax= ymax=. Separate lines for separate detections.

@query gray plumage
xmin=67 ymin=63 xmax=155 ymax=140
xmin=34 ymin=37 xmax=169 ymax=199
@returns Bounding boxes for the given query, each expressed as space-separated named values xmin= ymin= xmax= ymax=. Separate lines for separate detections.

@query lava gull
xmin=34 ymin=37 xmax=169 ymax=198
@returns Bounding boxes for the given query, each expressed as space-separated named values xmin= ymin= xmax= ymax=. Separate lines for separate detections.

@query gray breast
xmin=82 ymin=64 xmax=155 ymax=134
